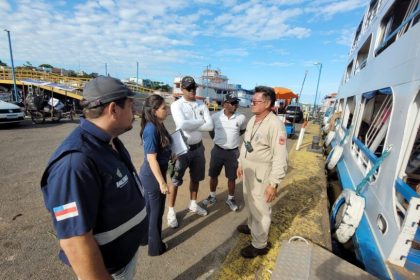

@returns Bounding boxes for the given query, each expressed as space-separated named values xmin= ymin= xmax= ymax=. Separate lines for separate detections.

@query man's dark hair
xmin=254 ymin=86 xmax=275 ymax=107
xmin=83 ymin=97 xmax=127 ymax=119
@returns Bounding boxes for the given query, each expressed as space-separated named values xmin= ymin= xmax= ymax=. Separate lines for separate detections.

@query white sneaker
xmin=226 ymin=198 xmax=239 ymax=211
xmin=167 ymin=211 xmax=178 ymax=228
xmin=189 ymin=204 xmax=208 ymax=216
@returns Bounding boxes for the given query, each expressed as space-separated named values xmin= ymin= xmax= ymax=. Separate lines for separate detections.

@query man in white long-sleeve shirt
xmin=167 ymin=76 xmax=214 ymax=228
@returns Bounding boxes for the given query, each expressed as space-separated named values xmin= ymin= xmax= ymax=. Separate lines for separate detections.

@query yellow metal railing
xmin=0 ymin=68 xmax=155 ymax=97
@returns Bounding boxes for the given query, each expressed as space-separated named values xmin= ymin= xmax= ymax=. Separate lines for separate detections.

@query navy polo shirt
xmin=41 ymin=118 xmax=147 ymax=273
xmin=142 ymin=122 xmax=171 ymax=166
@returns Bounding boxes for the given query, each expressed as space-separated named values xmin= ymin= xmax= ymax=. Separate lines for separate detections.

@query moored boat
xmin=324 ymin=0 xmax=420 ymax=279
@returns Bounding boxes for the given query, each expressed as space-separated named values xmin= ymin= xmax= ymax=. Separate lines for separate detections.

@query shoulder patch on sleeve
xmin=53 ymin=202 xmax=79 ymax=221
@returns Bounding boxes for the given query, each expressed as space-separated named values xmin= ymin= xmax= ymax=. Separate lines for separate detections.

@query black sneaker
xmin=240 ymin=242 xmax=272 ymax=258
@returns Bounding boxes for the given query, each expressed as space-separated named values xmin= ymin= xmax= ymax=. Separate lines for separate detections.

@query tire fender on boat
xmin=324 ymin=131 xmax=336 ymax=147
xmin=327 ymin=145 xmax=343 ymax=170
xmin=330 ymin=189 xmax=365 ymax=244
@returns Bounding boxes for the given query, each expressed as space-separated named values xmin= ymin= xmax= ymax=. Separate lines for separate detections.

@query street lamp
xmin=4 ymin=29 xmax=18 ymax=103
xmin=313 ymin=62 xmax=323 ymax=117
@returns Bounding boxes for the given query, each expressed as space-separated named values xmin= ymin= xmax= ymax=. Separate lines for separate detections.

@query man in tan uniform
xmin=237 ymin=86 xmax=288 ymax=258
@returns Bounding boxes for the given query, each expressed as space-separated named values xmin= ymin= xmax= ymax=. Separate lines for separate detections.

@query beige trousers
xmin=242 ymin=158 xmax=272 ymax=249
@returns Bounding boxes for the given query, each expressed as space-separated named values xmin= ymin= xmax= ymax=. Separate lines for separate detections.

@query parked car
xmin=285 ymin=104 xmax=304 ymax=123
xmin=0 ymin=100 xmax=25 ymax=125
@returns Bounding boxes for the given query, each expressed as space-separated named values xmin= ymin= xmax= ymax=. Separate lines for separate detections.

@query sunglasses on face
xmin=228 ymin=101 xmax=239 ymax=106
xmin=185 ymin=85 xmax=197 ymax=92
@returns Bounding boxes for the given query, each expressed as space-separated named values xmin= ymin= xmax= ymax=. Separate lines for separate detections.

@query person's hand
xmin=159 ymin=182 xmax=169 ymax=194
xmin=236 ymin=166 xmax=243 ymax=180
xmin=264 ymin=185 xmax=277 ymax=203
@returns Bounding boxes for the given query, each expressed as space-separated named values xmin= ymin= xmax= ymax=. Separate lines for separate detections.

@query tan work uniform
xmin=239 ymin=112 xmax=288 ymax=248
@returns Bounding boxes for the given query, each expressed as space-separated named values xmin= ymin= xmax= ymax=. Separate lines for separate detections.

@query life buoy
xmin=330 ymin=189 xmax=365 ymax=243
xmin=326 ymin=145 xmax=343 ymax=170
xmin=324 ymin=131 xmax=336 ymax=148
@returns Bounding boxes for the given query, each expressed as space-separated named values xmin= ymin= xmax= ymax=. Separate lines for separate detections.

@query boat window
xmin=352 ymin=21 xmax=363 ymax=50
xmin=365 ymin=0 xmax=382 ymax=27
xmin=343 ymin=96 xmax=356 ymax=129
xmin=355 ymin=88 xmax=393 ymax=156
xmin=354 ymin=35 xmax=372 ymax=74
xmin=345 ymin=61 xmax=354 ymax=82
xmin=376 ymin=0 xmax=419 ymax=56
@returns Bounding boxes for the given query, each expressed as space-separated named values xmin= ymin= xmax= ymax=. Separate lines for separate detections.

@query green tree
xmin=0 ymin=60 xmax=7 ymax=67
xmin=39 ymin=63 xmax=53 ymax=69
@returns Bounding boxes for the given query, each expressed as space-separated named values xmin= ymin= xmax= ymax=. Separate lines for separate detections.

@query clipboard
xmin=171 ymin=130 xmax=189 ymax=156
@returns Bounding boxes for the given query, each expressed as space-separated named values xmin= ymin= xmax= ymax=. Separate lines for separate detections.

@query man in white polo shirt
xmin=203 ymin=93 xmax=247 ymax=211
xmin=167 ymin=76 xmax=213 ymax=228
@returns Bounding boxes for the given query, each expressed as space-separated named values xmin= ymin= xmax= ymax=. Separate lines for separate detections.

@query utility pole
xmin=136 ymin=61 xmax=139 ymax=85
xmin=4 ymin=29 xmax=18 ymax=103
xmin=105 ymin=63 xmax=108 ymax=76
xmin=298 ymin=70 xmax=308 ymax=102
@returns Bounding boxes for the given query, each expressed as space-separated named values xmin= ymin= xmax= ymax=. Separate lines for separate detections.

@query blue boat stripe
xmin=94 ymin=208 xmax=147 ymax=245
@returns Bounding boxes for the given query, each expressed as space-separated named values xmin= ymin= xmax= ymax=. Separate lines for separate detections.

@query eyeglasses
xmin=251 ymin=99 xmax=267 ymax=105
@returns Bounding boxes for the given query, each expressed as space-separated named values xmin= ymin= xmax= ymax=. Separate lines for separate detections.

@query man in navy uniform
xmin=41 ymin=76 xmax=147 ymax=280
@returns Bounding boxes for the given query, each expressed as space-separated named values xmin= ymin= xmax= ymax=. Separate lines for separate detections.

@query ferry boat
xmin=172 ymin=68 xmax=242 ymax=103
xmin=324 ymin=0 xmax=420 ymax=279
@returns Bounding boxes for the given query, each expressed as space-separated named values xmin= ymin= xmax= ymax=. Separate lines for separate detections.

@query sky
xmin=0 ymin=0 xmax=368 ymax=104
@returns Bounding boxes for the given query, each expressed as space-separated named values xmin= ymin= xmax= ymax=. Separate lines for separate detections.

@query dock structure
xmin=0 ymin=68 xmax=154 ymax=101
xmin=216 ymin=122 xmax=378 ymax=280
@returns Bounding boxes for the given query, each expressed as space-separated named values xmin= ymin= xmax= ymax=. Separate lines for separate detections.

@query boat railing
xmin=375 ymin=5 xmax=420 ymax=56
xmin=352 ymin=136 xmax=379 ymax=180
xmin=366 ymin=95 xmax=392 ymax=153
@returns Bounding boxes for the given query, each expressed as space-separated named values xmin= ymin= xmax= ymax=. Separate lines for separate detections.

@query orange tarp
xmin=273 ymin=87 xmax=298 ymax=100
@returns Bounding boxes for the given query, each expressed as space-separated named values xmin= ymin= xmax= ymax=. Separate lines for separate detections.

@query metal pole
xmin=313 ymin=62 xmax=322 ymax=116
xmin=105 ymin=63 xmax=108 ymax=76
xmin=136 ymin=61 xmax=139 ymax=85
xmin=4 ymin=29 xmax=18 ymax=102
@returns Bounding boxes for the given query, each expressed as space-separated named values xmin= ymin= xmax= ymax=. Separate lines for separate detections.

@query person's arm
xmin=146 ymin=153 xmax=168 ymax=194
xmin=171 ymin=102 xmax=204 ymax=132
xmin=60 ymin=231 xmax=112 ymax=280
xmin=198 ymin=104 xmax=213 ymax=132
xmin=265 ymin=117 xmax=288 ymax=202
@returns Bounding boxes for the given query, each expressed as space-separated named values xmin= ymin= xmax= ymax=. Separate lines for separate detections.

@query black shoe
xmin=240 ymin=242 xmax=272 ymax=259
xmin=237 ymin=224 xmax=251 ymax=235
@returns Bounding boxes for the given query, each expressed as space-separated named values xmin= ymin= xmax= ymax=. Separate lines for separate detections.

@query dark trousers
xmin=139 ymin=163 xmax=167 ymax=256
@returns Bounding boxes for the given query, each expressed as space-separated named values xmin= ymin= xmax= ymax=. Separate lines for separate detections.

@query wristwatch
xmin=271 ymin=183 xmax=279 ymax=190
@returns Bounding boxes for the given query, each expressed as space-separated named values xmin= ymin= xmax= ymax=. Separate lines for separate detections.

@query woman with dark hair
xmin=139 ymin=94 xmax=172 ymax=256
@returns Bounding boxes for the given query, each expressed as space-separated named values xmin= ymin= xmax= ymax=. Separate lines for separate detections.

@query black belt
xmin=189 ymin=141 xmax=202 ymax=151
xmin=215 ymin=144 xmax=238 ymax=151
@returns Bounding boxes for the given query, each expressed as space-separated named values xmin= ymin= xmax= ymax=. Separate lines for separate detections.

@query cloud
xmin=309 ymin=0 xmax=366 ymax=19
xmin=215 ymin=48 xmax=249 ymax=57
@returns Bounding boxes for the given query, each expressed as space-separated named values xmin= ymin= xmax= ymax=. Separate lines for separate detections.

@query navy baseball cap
xmin=224 ymin=92 xmax=240 ymax=103
xmin=181 ymin=76 xmax=197 ymax=90
xmin=82 ymin=76 xmax=141 ymax=108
